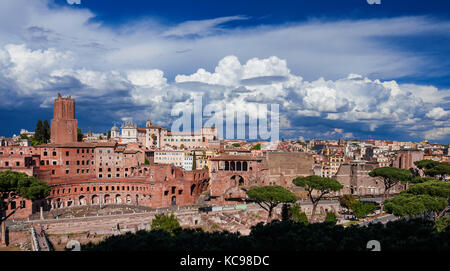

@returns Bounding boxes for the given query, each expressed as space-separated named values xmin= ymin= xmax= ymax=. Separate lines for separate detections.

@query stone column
xmin=1 ymin=220 xmax=6 ymax=246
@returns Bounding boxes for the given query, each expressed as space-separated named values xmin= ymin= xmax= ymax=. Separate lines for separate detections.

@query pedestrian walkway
xmin=32 ymin=225 xmax=51 ymax=251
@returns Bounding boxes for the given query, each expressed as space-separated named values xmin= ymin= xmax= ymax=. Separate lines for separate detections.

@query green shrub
xmin=289 ymin=204 xmax=308 ymax=225
xmin=324 ymin=212 xmax=337 ymax=225
xmin=353 ymin=201 xmax=376 ymax=219
xmin=151 ymin=213 xmax=180 ymax=235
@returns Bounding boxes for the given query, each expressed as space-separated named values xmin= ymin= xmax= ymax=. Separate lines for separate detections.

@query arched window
xmin=79 ymin=195 xmax=86 ymax=206
xmin=238 ymin=176 xmax=244 ymax=186
xmin=190 ymin=184 xmax=196 ymax=196
xmin=91 ymin=195 xmax=99 ymax=205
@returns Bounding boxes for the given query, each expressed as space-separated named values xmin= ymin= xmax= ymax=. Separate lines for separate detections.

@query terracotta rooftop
xmin=94 ymin=142 xmax=117 ymax=147
xmin=35 ymin=142 xmax=117 ymax=148
xmin=148 ymin=125 xmax=164 ymax=129
xmin=35 ymin=142 xmax=97 ymax=148
xmin=227 ymin=148 xmax=251 ymax=152
xmin=123 ymin=149 xmax=141 ymax=154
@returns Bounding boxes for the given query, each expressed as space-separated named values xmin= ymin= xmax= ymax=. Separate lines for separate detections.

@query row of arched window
xmin=52 ymin=185 xmax=149 ymax=196
xmin=223 ymin=161 xmax=248 ymax=171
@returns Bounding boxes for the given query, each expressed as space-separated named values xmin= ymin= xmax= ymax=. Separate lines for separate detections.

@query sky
xmin=0 ymin=0 xmax=449 ymax=143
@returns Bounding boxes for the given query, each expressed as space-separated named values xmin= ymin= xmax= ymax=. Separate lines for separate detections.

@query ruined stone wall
xmin=209 ymin=157 xmax=268 ymax=204
xmin=209 ymin=152 xmax=314 ymax=204
xmin=393 ymin=150 xmax=424 ymax=170
xmin=267 ymin=152 xmax=314 ymax=187
xmin=334 ymin=163 xmax=404 ymax=196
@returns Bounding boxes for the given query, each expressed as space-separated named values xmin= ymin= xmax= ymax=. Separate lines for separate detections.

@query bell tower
xmin=50 ymin=93 xmax=78 ymax=144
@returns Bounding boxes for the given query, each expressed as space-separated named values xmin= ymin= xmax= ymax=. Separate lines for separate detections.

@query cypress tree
xmin=192 ymin=152 xmax=197 ymax=170
xmin=43 ymin=120 xmax=50 ymax=143
xmin=35 ymin=120 xmax=44 ymax=143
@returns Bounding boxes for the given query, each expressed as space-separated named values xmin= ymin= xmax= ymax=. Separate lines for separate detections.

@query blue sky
xmin=60 ymin=0 xmax=450 ymax=24
xmin=0 ymin=0 xmax=449 ymax=143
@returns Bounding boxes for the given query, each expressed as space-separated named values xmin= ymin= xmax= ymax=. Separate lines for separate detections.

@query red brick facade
xmin=393 ymin=150 xmax=424 ymax=171
xmin=51 ymin=93 xmax=77 ymax=144
xmin=47 ymin=165 xmax=209 ymax=209
xmin=0 ymin=143 xmax=210 ymax=219
xmin=0 ymin=95 xmax=210 ymax=220
xmin=209 ymin=152 xmax=315 ymax=204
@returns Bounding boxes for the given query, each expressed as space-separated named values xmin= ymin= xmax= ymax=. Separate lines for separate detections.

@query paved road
xmin=359 ymin=214 xmax=399 ymax=226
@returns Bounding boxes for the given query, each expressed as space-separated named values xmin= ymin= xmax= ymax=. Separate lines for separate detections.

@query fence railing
xmin=30 ymin=227 xmax=39 ymax=251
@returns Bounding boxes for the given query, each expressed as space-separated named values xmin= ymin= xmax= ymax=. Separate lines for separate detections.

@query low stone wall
xmin=0 ymin=229 xmax=32 ymax=250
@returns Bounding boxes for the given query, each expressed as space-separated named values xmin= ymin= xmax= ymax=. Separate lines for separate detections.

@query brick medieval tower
xmin=51 ymin=93 xmax=78 ymax=144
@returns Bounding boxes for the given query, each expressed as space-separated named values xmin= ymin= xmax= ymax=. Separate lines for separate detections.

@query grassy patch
xmin=0 ymin=246 xmax=22 ymax=251
xmin=47 ymin=231 xmax=89 ymax=237
xmin=342 ymin=220 xmax=360 ymax=227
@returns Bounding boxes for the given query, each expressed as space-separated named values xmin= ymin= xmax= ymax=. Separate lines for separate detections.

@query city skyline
xmin=0 ymin=0 xmax=449 ymax=143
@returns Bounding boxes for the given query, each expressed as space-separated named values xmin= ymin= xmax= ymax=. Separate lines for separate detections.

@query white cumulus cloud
xmin=67 ymin=0 xmax=81 ymax=5
xmin=426 ymin=107 xmax=449 ymax=120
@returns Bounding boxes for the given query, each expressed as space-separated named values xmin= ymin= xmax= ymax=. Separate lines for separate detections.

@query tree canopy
xmin=192 ymin=152 xmax=197 ymax=170
xmin=384 ymin=180 xmax=450 ymax=220
xmin=324 ymin=212 xmax=337 ymax=224
xmin=33 ymin=119 xmax=50 ymax=145
xmin=414 ymin=160 xmax=440 ymax=170
xmin=368 ymin=167 xmax=412 ymax=196
xmin=384 ymin=193 xmax=446 ymax=218
xmin=0 ymin=170 xmax=50 ymax=201
xmin=409 ymin=176 xmax=435 ymax=184
xmin=414 ymin=160 xmax=450 ymax=179
xmin=425 ymin=163 xmax=450 ymax=179
xmin=283 ymin=203 xmax=308 ymax=225
xmin=352 ymin=201 xmax=377 ymax=219
xmin=293 ymin=175 xmax=343 ymax=222
xmin=77 ymin=128 xmax=83 ymax=142
xmin=82 ymin=218 xmax=450 ymax=251
xmin=251 ymin=143 xmax=261 ymax=150
xmin=246 ymin=186 xmax=297 ymax=220
xmin=339 ymin=194 xmax=358 ymax=212
xmin=293 ymin=175 xmax=343 ymax=194
xmin=0 ymin=171 xmax=50 ymax=224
